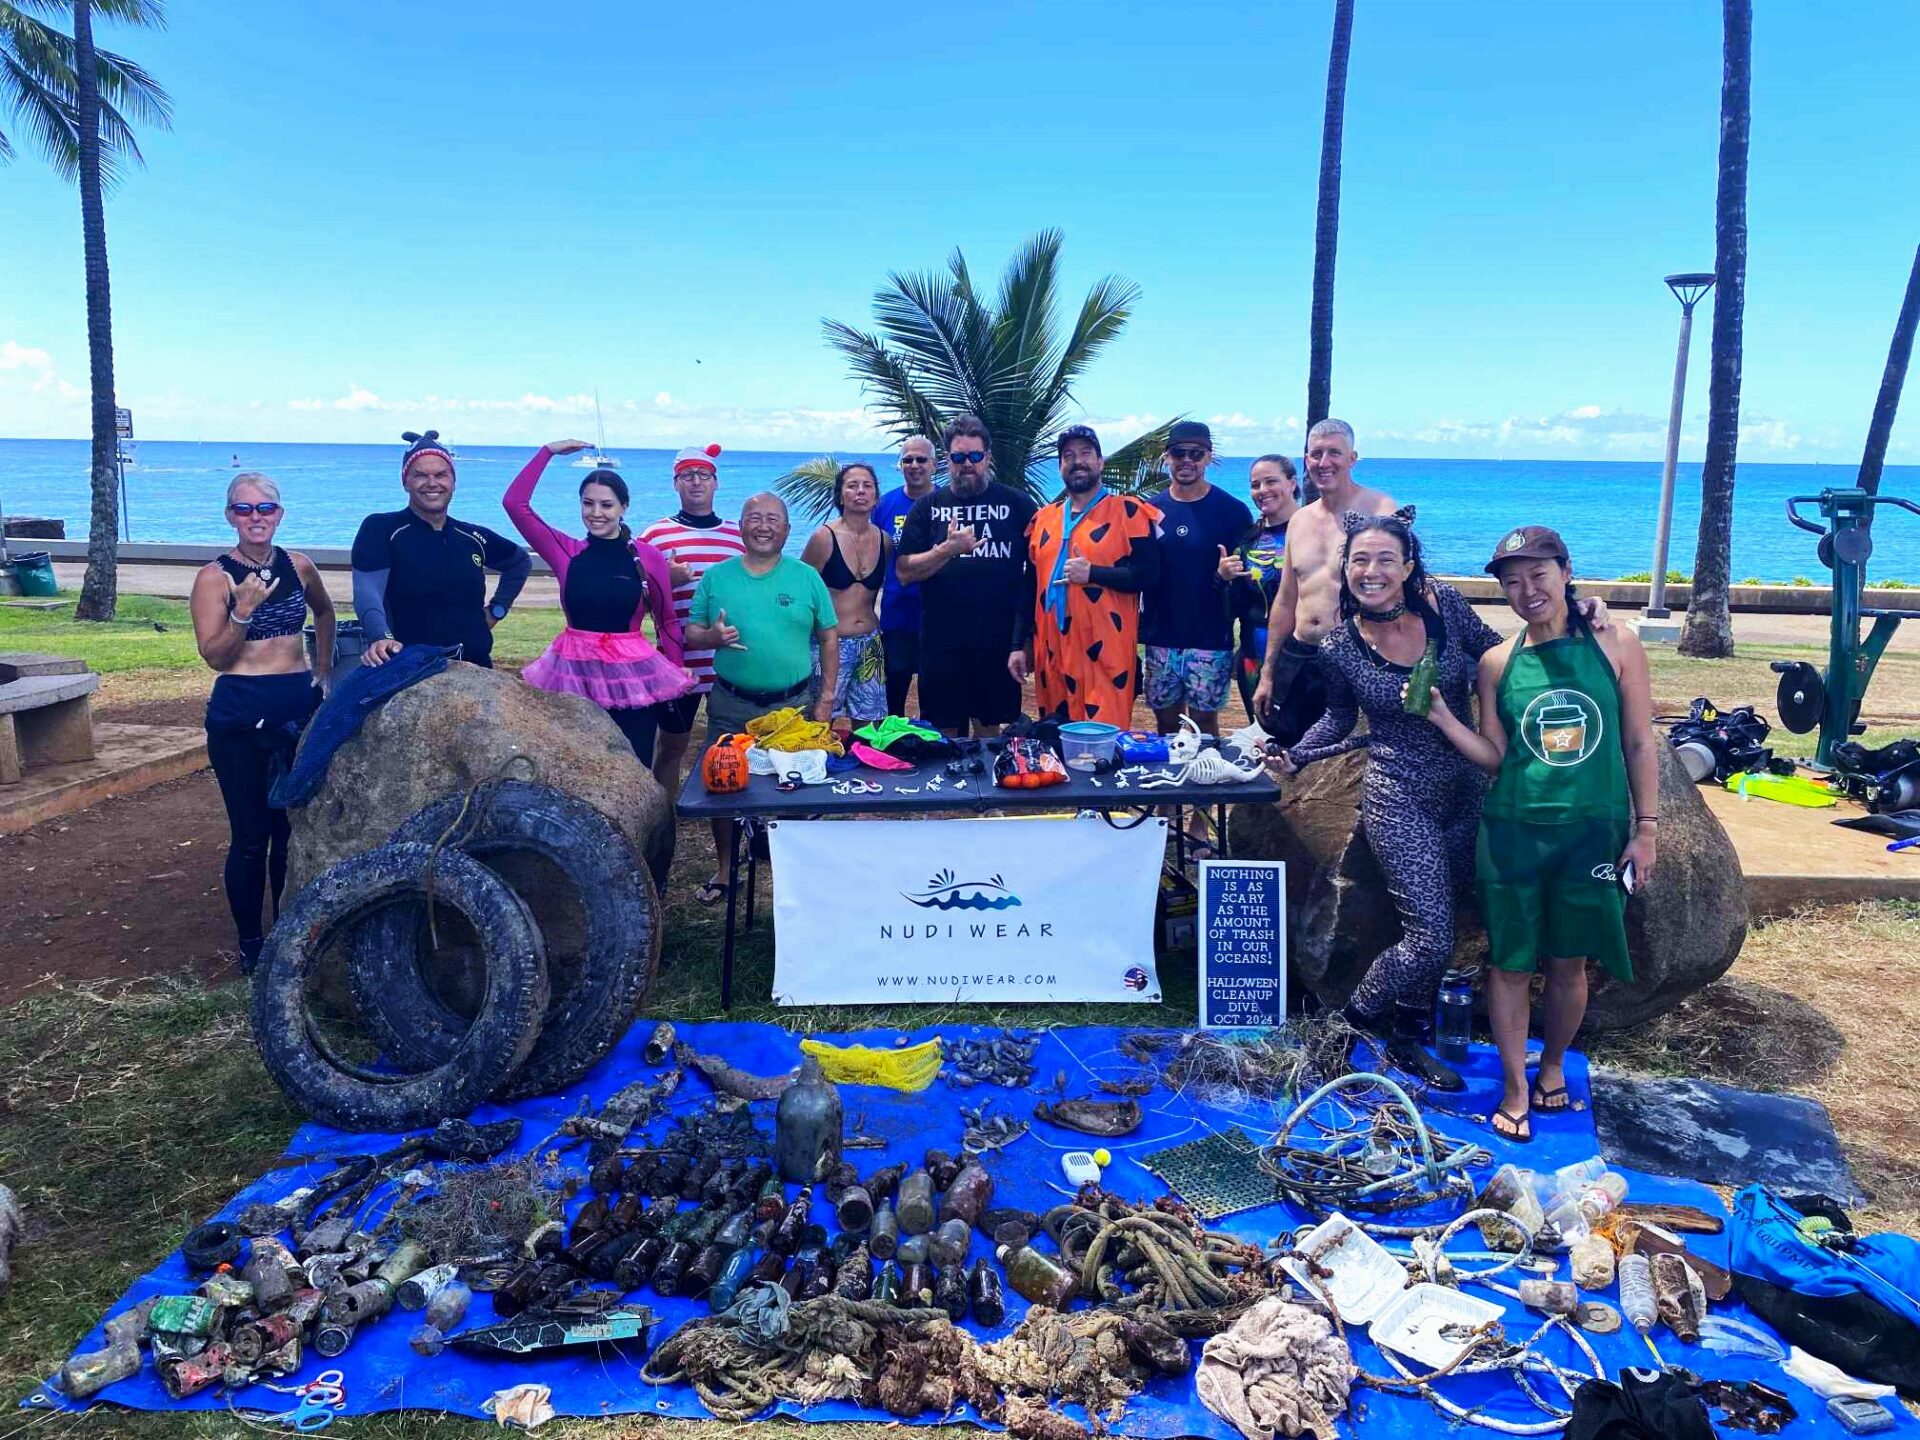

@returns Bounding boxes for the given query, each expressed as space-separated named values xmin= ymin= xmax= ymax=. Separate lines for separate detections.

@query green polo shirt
xmin=689 ymin=555 xmax=836 ymax=693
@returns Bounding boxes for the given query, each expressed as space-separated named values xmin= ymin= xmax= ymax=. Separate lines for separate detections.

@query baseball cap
xmin=1057 ymin=424 xmax=1102 ymax=455
xmin=1167 ymin=420 xmax=1213 ymax=449
xmin=1486 ymin=525 xmax=1570 ymax=574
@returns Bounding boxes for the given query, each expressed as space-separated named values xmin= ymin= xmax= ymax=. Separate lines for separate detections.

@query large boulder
xmin=286 ymin=662 xmax=674 ymax=907
xmin=1231 ymin=735 xmax=1748 ymax=1032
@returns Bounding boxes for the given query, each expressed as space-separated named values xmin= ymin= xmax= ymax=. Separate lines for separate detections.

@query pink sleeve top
xmin=502 ymin=446 xmax=685 ymax=669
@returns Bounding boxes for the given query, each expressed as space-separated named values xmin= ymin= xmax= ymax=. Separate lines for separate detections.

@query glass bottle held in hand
xmin=1403 ymin=638 xmax=1439 ymax=716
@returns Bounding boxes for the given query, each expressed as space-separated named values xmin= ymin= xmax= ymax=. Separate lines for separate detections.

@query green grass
xmin=0 ymin=592 xmax=566 ymax=674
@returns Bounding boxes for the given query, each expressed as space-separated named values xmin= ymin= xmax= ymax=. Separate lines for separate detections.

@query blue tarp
xmin=33 ymin=1021 xmax=1915 ymax=1436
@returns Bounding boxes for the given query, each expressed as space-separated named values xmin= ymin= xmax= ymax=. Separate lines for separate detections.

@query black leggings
xmin=608 ymin=706 xmax=660 ymax=766
xmin=205 ymin=673 xmax=321 ymax=947
xmin=883 ymin=627 xmax=920 ymax=717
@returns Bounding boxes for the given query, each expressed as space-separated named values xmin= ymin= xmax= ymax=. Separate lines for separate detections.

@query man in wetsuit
xmin=353 ymin=430 xmax=530 ymax=668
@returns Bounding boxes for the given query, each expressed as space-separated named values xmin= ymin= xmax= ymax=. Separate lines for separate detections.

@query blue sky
xmin=3 ymin=0 xmax=1918 ymax=461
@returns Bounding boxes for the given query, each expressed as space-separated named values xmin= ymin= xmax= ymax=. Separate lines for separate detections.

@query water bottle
xmin=1553 ymin=1156 xmax=1609 ymax=1192
xmin=1618 ymin=1253 xmax=1657 ymax=1334
xmin=1434 ymin=969 xmax=1474 ymax=1064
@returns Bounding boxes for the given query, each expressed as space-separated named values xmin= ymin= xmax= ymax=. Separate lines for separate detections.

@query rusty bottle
xmin=649 ymin=1152 xmax=691 ymax=1198
xmin=570 ymin=1193 xmax=611 ymax=1243
xmin=967 ymin=1260 xmax=1006 ymax=1326
xmin=425 ymin=1281 xmax=470 ymax=1331
xmin=775 ymin=1056 xmax=843 ymax=1183
xmin=681 ymin=1154 xmax=721 ymax=1202
xmin=869 ymin=1200 xmax=900 ymax=1259
xmin=998 ymin=1244 xmax=1078 ymax=1309
xmin=802 ymin=1250 xmax=838 ymax=1301
xmin=651 ymin=1239 xmax=697 ymax=1297
xmin=943 ymin=1160 xmax=994 ymax=1227
xmin=732 ymin=1162 xmax=773 ymax=1209
xmin=896 ymin=1170 xmax=936 ymax=1235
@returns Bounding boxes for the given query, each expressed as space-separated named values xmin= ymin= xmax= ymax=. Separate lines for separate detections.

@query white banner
xmin=768 ymin=816 xmax=1166 ymax=1005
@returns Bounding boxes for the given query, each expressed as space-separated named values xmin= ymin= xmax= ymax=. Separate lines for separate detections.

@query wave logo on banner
xmin=902 ymin=868 xmax=1021 ymax=911
xmin=769 ymin=817 xmax=1167 ymax=1005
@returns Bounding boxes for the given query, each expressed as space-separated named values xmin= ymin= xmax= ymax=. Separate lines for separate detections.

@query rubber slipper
xmin=1530 ymin=1083 xmax=1572 ymax=1113
xmin=694 ymin=878 xmax=729 ymax=908
xmin=1490 ymin=1108 xmax=1533 ymax=1144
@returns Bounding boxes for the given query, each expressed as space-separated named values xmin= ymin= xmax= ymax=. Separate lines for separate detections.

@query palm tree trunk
xmin=72 ymin=0 xmax=121 ymax=622
xmin=1857 ymin=244 xmax=1920 ymax=506
xmin=1679 ymin=0 xmax=1750 ymax=659
xmin=1305 ymin=0 xmax=1355 ymax=502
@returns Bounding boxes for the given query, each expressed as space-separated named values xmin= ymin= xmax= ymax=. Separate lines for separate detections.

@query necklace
xmin=231 ymin=543 xmax=274 ymax=581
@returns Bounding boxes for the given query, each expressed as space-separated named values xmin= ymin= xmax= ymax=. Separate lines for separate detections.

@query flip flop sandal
xmin=1530 ymin=1083 xmax=1573 ymax=1112
xmin=1490 ymin=1108 xmax=1534 ymax=1144
xmin=694 ymin=878 xmax=730 ymax=908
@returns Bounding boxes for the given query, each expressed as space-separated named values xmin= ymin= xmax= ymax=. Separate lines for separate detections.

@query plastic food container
xmin=1368 ymin=1282 xmax=1504 ymax=1371
xmin=1279 ymin=1214 xmax=1408 ymax=1325
xmin=1059 ymin=721 xmax=1120 ymax=767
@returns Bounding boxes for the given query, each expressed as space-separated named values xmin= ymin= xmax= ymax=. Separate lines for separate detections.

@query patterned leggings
xmin=1348 ymin=759 xmax=1485 ymax=1020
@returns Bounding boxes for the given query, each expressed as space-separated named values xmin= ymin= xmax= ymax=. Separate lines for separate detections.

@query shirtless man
xmin=1251 ymin=418 xmax=1393 ymax=743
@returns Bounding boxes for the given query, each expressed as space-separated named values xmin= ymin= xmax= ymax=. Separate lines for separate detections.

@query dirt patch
xmin=96 ymin=694 xmax=206 ymax=728
xmin=0 ymin=772 xmax=239 ymax=1002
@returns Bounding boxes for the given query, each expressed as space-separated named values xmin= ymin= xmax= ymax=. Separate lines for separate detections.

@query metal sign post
xmin=114 ymin=407 xmax=133 ymax=541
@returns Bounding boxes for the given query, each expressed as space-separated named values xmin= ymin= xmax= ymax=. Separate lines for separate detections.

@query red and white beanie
xmin=673 ymin=443 xmax=722 ymax=476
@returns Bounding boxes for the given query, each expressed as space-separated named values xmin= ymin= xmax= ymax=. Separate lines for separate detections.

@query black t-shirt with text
xmin=896 ymin=481 xmax=1037 ymax=653
xmin=1143 ymin=484 xmax=1254 ymax=651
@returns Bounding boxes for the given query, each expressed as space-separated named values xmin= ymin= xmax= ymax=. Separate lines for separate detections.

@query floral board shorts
xmin=1144 ymin=645 xmax=1235 ymax=714
xmin=813 ymin=631 xmax=887 ymax=723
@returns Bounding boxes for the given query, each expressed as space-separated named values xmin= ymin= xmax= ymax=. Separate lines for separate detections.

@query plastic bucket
xmin=308 ymin=619 xmax=367 ymax=672
xmin=1059 ymin=721 xmax=1120 ymax=766
xmin=11 ymin=551 xmax=57 ymax=597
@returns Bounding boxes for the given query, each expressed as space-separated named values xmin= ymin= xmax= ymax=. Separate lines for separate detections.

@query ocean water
xmin=2 ymin=438 xmax=1916 ymax=582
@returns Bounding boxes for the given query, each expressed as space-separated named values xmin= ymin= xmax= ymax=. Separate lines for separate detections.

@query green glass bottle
xmin=1403 ymin=639 xmax=1439 ymax=716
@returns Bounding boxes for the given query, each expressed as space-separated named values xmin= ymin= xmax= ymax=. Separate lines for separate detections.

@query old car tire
xmin=346 ymin=782 xmax=658 ymax=1098
xmin=253 ymin=843 xmax=548 ymax=1131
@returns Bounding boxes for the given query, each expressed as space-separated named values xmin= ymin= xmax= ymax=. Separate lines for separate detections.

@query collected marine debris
xmin=1042 ymin=1188 xmax=1269 ymax=1331
xmin=676 ymin=1044 xmax=795 ymax=1101
xmin=539 ymin=1070 xmax=682 ymax=1159
xmin=396 ymin=1156 xmax=568 ymax=1266
xmin=1120 ymin=1027 xmax=1317 ymax=1104
xmin=452 ymin=1304 xmax=656 ymax=1356
xmin=800 ymin=1035 xmax=944 ymax=1092
xmin=1257 ymin=1073 xmax=1486 ymax=1216
xmin=961 ymin=1101 xmax=1030 ymax=1155
xmin=948 ymin=1032 xmax=1040 ymax=1089
xmin=1194 ymin=1295 xmax=1354 ymax=1440
xmin=1033 ymin=1097 xmax=1143 ymax=1138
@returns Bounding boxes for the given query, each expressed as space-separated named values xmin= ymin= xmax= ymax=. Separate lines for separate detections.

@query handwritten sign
xmin=1197 ymin=860 xmax=1287 ymax=1028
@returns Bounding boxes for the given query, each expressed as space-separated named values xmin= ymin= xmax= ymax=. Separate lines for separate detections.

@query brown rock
xmin=1230 ymin=735 xmax=1747 ymax=1032
xmin=286 ymin=662 xmax=673 ymax=904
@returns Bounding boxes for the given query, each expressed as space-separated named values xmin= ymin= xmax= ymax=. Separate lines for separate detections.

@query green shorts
xmin=1475 ymin=816 xmax=1633 ymax=980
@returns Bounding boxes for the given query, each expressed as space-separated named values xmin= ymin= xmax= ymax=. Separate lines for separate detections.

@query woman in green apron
xmin=1419 ymin=526 xmax=1660 ymax=1142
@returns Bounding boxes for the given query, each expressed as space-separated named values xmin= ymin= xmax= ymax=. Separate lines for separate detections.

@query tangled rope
xmin=1043 ymin=1190 xmax=1268 ymax=1326
xmin=1258 ymin=1072 xmax=1486 ymax=1215
xmin=421 ymin=753 xmax=538 ymax=946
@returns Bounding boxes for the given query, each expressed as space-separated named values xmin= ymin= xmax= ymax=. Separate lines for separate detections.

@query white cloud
xmin=0 ymin=341 xmax=55 ymax=373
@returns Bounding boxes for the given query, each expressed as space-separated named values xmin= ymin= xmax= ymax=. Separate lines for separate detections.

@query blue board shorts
xmin=1144 ymin=646 xmax=1234 ymax=714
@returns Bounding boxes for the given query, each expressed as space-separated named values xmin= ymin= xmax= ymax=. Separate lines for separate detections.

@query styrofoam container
xmin=1368 ymin=1283 xmax=1505 ymax=1371
xmin=1279 ymin=1213 xmax=1408 ymax=1325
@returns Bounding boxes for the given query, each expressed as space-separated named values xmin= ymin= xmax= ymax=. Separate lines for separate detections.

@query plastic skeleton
xmin=1132 ymin=715 xmax=1268 ymax=788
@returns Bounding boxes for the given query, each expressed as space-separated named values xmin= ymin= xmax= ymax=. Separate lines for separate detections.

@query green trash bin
xmin=11 ymin=551 xmax=58 ymax=597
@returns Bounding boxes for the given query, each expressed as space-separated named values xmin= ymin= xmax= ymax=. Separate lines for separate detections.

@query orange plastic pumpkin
xmin=702 ymin=733 xmax=754 ymax=794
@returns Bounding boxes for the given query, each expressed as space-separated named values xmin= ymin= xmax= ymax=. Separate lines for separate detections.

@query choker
xmin=1358 ymin=601 xmax=1408 ymax=623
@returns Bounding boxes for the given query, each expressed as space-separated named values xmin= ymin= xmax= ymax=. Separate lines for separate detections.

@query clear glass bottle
xmin=897 ymin=1170 xmax=936 ymax=1235
xmin=997 ymin=1243 xmax=1077 ymax=1309
xmin=1434 ymin=969 xmax=1474 ymax=1064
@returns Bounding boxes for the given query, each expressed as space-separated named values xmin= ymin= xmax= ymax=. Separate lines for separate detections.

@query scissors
xmin=258 ymin=1370 xmax=344 ymax=1430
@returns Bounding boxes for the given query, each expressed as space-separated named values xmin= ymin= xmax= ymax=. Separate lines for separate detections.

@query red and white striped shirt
xmin=638 ymin=514 xmax=746 ymax=692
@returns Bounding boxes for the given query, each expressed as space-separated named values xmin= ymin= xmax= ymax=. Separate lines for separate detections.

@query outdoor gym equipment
xmin=1771 ymin=487 xmax=1920 ymax=770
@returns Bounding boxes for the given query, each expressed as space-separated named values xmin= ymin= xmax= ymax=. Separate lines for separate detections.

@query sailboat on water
xmin=573 ymin=391 xmax=620 ymax=469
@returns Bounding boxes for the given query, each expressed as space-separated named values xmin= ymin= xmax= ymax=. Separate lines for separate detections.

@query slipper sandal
xmin=1186 ymin=839 xmax=1220 ymax=861
xmin=694 ymin=878 xmax=730 ymax=907
xmin=1529 ymin=1083 xmax=1573 ymax=1113
xmin=1490 ymin=1108 xmax=1534 ymax=1144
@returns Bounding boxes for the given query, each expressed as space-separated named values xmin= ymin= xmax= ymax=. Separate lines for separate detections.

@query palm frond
xmin=821 ymin=321 xmax=946 ymax=445
xmin=1101 ymin=422 xmax=1181 ymax=495
xmin=773 ymin=455 xmax=843 ymax=529
xmin=10 ymin=0 xmax=167 ymax=23
xmin=0 ymin=6 xmax=169 ymax=176
xmin=0 ymin=47 xmax=80 ymax=177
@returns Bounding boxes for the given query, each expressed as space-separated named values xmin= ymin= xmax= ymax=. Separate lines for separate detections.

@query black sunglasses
xmin=900 ymin=455 xmax=932 ymax=464
xmin=949 ymin=449 xmax=987 ymax=465
xmin=1168 ymin=445 xmax=1210 ymax=462
xmin=228 ymin=502 xmax=282 ymax=516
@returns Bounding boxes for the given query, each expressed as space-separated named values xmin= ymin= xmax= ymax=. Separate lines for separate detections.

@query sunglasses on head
xmin=1168 ymin=445 xmax=1210 ymax=462
xmin=228 ymin=502 xmax=281 ymax=516
xmin=949 ymin=449 xmax=987 ymax=465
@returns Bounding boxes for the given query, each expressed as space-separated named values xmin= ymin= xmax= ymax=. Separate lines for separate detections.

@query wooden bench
xmin=0 ymin=658 xmax=99 ymax=784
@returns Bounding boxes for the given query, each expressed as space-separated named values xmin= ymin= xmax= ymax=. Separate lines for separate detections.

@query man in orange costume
xmin=1011 ymin=425 xmax=1161 ymax=724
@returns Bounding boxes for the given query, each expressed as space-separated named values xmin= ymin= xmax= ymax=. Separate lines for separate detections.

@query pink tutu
xmin=523 ymin=628 xmax=695 ymax=710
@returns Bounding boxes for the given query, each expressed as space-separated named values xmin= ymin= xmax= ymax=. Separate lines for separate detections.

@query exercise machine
xmin=1771 ymin=487 xmax=1919 ymax=770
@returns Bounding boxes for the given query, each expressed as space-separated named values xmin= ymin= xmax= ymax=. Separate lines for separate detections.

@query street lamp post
xmin=1646 ymin=273 xmax=1716 ymax=619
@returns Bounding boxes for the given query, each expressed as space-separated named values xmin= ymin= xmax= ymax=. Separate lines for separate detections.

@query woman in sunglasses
xmin=189 ymin=473 xmax=335 ymax=973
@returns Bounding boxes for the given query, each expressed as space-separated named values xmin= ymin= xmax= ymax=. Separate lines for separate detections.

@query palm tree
xmin=1 ymin=0 xmax=171 ymax=622
xmin=1679 ymin=0 xmax=1750 ymax=659
xmin=1856 ymin=245 xmax=1920 ymax=507
xmin=777 ymin=231 xmax=1175 ymax=522
xmin=1305 ymin=0 xmax=1356 ymax=460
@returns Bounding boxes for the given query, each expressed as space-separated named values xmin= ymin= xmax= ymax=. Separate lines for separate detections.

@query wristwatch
xmin=488 ymin=602 xmax=509 ymax=622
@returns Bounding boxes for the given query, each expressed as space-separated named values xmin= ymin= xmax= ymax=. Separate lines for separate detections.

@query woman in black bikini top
xmin=800 ymin=463 xmax=891 ymax=724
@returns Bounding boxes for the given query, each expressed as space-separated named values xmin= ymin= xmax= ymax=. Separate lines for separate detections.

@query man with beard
xmin=1011 ymin=425 xmax=1160 ymax=723
xmin=896 ymin=414 xmax=1037 ymax=736
xmin=1141 ymin=420 xmax=1253 ymax=738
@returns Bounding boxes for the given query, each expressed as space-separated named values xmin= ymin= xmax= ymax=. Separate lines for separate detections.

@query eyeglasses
xmin=228 ymin=502 xmax=282 ymax=516
xmin=949 ymin=449 xmax=987 ymax=465
xmin=1167 ymin=446 xmax=1210 ymax=462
